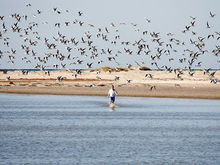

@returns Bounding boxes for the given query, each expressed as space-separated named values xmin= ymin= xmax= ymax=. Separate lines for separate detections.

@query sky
xmin=0 ymin=0 xmax=219 ymax=70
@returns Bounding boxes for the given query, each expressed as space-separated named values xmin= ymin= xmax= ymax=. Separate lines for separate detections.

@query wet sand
xmin=0 ymin=68 xmax=219 ymax=99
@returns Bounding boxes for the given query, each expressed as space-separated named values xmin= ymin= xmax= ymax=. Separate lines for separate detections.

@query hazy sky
xmin=0 ymin=0 xmax=219 ymax=69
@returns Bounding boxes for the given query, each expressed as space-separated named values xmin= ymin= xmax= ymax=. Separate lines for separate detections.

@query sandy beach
xmin=0 ymin=67 xmax=219 ymax=99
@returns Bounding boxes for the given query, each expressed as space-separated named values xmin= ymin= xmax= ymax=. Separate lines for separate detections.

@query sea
xmin=0 ymin=93 xmax=220 ymax=165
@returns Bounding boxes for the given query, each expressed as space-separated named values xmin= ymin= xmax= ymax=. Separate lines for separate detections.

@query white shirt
xmin=108 ymin=89 xmax=117 ymax=97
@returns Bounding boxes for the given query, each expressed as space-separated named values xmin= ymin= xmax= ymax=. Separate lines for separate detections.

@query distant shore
xmin=0 ymin=68 xmax=220 ymax=100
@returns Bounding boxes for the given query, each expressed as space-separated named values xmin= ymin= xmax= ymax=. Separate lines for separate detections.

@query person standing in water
xmin=108 ymin=85 xmax=118 ymax=105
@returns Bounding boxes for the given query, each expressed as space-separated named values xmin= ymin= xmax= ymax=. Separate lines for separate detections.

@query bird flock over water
xmin=0 ymin=3 xmax=219 ymax=85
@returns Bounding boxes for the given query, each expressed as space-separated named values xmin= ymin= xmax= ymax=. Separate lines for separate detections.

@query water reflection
xmin=0 ymin=94 xmax=220 ymax=165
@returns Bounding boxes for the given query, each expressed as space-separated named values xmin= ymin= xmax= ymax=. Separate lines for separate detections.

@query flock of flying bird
xmin=0 ymin=3 xmax=219 ymax=87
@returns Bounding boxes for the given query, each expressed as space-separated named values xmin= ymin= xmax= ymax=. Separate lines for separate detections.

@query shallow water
xmin=0 ymin=94 xmax=220 ymax=165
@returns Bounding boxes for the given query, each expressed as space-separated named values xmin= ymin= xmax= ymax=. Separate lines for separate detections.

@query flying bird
xmin=206 ymin=21 xmax=211 ymax=28
xmin=78 ymin=11 xmax=83 ymax=16
xmin=210 ymin=11 xmax=216 ymax=18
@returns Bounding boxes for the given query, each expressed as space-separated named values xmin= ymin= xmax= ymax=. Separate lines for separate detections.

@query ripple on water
xmin=0 ymin=94 xmax=220 ymax=164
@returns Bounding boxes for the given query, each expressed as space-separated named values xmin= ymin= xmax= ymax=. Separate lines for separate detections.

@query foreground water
xmin=0 ymin=94 xmax=220 ymax=165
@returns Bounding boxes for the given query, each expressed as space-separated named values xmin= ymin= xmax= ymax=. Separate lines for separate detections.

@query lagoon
xmin=0 ymin=94 xmax=220 ymax=164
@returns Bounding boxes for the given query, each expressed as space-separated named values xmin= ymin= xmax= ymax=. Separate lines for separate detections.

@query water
xmin=0 ymin=94 xmax=220 ymax=165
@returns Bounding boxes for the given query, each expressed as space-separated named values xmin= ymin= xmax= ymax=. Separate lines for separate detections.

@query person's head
xmin=111 ymin=85 xmax=114 ymax=90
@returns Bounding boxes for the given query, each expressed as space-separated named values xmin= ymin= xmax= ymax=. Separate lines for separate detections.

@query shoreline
xmin=0 ymin=69 xmax=220 ymax=100
xmin=0 ymin=85 xmax=220 ymax=100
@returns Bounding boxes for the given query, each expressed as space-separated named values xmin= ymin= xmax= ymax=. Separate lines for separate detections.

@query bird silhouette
xmin=0 ymin=3 xmax=218 ymax=92
xmin=210 ymin=11 xmax=216 ymax=18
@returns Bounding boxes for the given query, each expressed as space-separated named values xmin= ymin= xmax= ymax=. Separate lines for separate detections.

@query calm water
xmin=0 ymin=94 xmax=220 ymax=165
